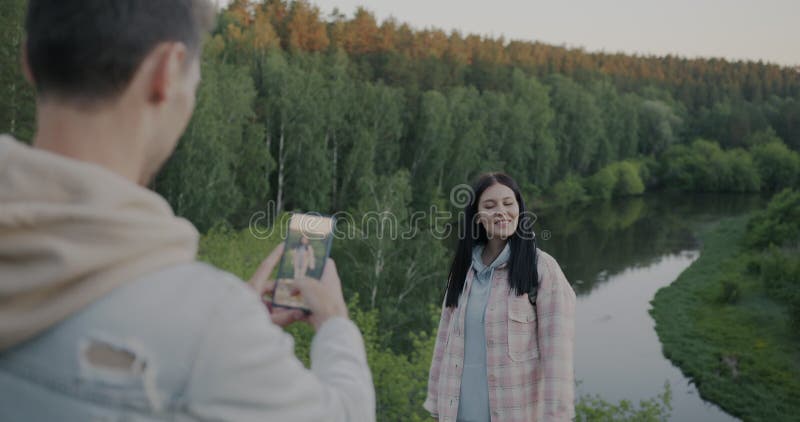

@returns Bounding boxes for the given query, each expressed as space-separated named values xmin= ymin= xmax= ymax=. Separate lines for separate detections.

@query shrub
xmin=745 ymin=189 xmax=800 ymax=249
xmin=660 ymin=139 xmax=762 ymax=193
xmin=717 ymin=279 xmax=741 ymax=305
xmin=635 ymin=156 xmax=660 ymax=188
xmin=575 ymin=381 xmax=672 ymax=422
xmin=585 ymin=161 xmax=646 ymax=199
xmin=585 ymin=166 xmax=617 ymax=199
xmin=614 ymin=161 xmax=646 ymax=196
xmin=746 ymin=190 xmax=800 ymax=333
xmin=278 ymin=296 xmax=438 ymax=420
xmin=755 ymin=245 xmax=800 ymax=331
xmin=660 ymin=141 xmax=714 ymax=191
xmin=751 ymin=141 xmax=800 ymax=191
xmin=690 ymin=139 xmax=725 ymax=191
xmin=552 ymin=174 xmax=589 ymax=206
xmin=726 ymin=148 xmax=761 ymax=192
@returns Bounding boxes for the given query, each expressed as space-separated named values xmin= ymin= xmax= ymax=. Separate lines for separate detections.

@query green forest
xmin=2 ymin=0 xmax=799 ymax=419
xmin=3 ymin=0 xmax=800 ymax=232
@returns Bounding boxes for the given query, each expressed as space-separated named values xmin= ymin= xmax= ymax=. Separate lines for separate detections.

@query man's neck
xmin=32 ymin=101 xmax=148 ymax=185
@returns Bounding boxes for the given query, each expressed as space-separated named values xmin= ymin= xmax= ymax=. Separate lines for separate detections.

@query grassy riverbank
xmin=650 ymin=212 xmax=800 ymax=421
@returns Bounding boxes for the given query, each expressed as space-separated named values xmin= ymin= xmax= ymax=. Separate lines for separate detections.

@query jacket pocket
xmin=507 ymin=297 xmax=539 ymax=362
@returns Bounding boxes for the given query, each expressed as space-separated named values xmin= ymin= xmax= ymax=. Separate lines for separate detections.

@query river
xmin=535 ymin=193 xmax=763 ymax=421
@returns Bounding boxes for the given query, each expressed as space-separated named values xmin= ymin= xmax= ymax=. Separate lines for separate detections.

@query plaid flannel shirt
xmin=424 ymin=249 xmax=576 ymax=422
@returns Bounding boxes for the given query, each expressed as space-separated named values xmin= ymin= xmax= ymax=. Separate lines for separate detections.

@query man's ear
xmin=148 ymin=42 xmax=189 ymax=105
xmin=21 ymin=38 xmax=35 ymax=87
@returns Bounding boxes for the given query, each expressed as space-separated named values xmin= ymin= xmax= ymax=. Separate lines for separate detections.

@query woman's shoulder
xmin=535 ymin=248 xmax=560 ymax=273
xmin=535 ymin=248 xmax=571 ymax=292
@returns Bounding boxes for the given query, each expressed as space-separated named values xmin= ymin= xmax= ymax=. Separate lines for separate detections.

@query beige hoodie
xmin=0 ymin=135 xmax=199 ymax=351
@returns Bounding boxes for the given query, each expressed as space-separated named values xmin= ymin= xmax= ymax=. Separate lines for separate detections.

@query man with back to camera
xmin=0 ymin=1 xmax=375 ymax=420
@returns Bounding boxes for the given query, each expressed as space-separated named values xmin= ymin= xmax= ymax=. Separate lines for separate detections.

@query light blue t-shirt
xmin=457 ymin=243 xmax=511 ymax=422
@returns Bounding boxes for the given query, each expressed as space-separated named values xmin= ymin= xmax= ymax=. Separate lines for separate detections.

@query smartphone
xmin=270 ymin=213 xmax=336 ymax=311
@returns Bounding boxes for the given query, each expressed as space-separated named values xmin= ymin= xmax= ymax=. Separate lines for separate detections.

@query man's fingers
xmin=249 ymin=243 xmax=285 ymax=291
xmin=291 ymin=277 xmax=309 ymax=294
xmin=261 ymin=279 xmax=277 ymax=295
xmin=270 ymin=308 xmax=307 ymax=327
xmin=323 ymin=258 xmax=336 ymax=274
xmin=271 ymin=311 xmax=292 ymax=326
xmin=256 ymin=243 xmax=285 ymax=279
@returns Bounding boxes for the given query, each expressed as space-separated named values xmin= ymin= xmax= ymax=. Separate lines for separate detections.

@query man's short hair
xmin=25 ymin=0 xmax=215 ymax=101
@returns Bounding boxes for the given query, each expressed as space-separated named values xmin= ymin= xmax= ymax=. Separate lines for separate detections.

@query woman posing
xmin=424 ymin=173 xmax=576 ymax=422
xmin=292 ymin=234 xmax=316 ymax=279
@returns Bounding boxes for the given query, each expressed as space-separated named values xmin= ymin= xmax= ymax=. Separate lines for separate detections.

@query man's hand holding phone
xmin=249 ymin=243 xmax=348 ymax=331
xmin=292 ymin=258 xmax=348 ymax=330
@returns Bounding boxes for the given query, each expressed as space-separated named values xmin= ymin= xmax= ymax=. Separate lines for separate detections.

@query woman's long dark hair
xmin=445 ymin=172 xmax=538 ymax=308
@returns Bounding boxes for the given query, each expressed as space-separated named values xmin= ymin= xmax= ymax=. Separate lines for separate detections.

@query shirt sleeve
xmin=536 ymin=254 xmax=577 ymax=421
xmin=184 ymin=278 xmax=375 ymax=422
xmin=423 ymin=295 xmax=453 ymax=417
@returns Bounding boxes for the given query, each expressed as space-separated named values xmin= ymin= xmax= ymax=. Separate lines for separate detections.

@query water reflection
xmin=536 ymin=193 xmax=763 ymax=296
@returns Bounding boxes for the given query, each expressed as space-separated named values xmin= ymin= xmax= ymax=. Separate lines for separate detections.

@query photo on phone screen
xmin=270 ymin=213 xmax=335 ymax=311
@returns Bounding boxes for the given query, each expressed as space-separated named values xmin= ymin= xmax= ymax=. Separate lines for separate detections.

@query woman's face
xmin=476 ymin=183 xmax=519 ymax=240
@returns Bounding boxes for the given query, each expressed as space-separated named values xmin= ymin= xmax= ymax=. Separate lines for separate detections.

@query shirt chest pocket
xmin=506 ymin=297 xmax=539 ymax=362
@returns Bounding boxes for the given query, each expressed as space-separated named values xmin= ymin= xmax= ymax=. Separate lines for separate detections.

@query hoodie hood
xmin=0 ymin=135 xmax=198 ymax=351
xmin=471 ymin=242 xmax=511 ymax=275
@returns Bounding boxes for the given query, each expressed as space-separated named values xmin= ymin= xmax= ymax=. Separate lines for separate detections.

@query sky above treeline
xmin=216 ymin=0 xmax=800 ymax=67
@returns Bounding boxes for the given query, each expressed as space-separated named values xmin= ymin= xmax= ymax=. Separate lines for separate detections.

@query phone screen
xmin=270 ymin=213 xmax=335 ymax=311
